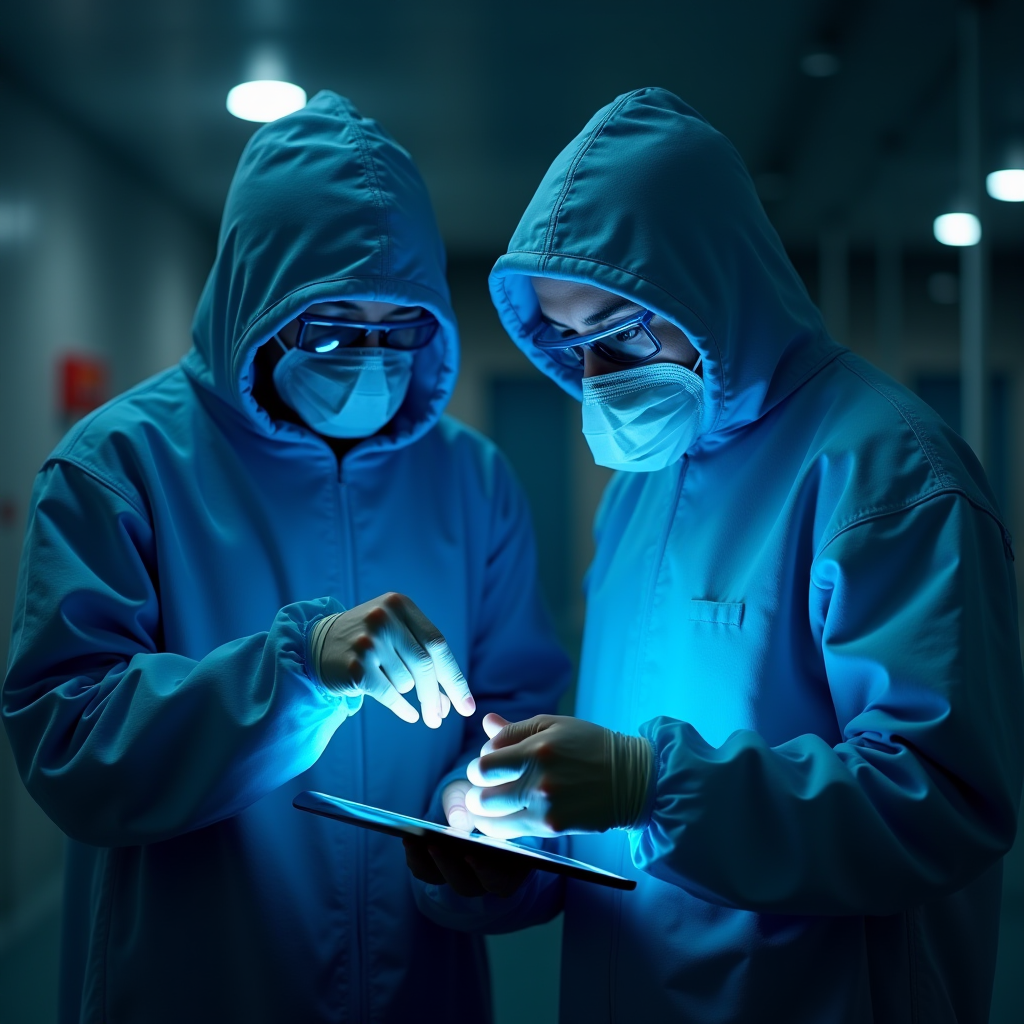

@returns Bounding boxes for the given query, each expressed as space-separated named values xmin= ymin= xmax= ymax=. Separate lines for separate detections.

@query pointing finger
xmin=429 ymin=639 xmax=476 ymax=718
xmin=376 ymin=643 xmax=416 ymax=695
xmin=390 ymin=618 xmax=442 ymax=729
xmin=360 ymin=664 xmax=420 ymax=724
xmin=397 ymin=598 xmax=476 ymax=717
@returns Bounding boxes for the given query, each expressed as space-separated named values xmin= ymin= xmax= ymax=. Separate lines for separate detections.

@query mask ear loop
xmin=692 ymin=355 xmax=703 ymax=376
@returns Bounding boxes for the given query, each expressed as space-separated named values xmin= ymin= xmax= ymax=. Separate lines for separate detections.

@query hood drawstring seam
xmin=349 ymin=114 xmax=391 ymax=281
xmin=541 ymin=92 xmax=634 ymax=271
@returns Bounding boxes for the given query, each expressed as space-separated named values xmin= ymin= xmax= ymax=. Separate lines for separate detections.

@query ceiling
xmin=1 ymin=0 xmax=1022 ymax=253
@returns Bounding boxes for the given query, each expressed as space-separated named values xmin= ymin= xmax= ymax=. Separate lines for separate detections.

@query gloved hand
xmin=402 ymin=777 xmax=533 ymax=897
xmin=464 ymin=713 xmax=653 ymax=838
xmin=311 ymin=592 xmax=475 ymax=729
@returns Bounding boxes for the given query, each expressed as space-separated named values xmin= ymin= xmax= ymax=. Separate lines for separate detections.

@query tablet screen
xmin=293 ymin=790 xmax=636 ymax=891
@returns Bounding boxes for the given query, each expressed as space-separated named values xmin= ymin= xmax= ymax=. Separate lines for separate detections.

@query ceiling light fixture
xmin=932 ymin=212 xmax=981 ymax=247
xmin=227 ymin=80 xmax=306 ymax=123
xmin=986 ymin=169 xmax=1024 ymax=201
xmin=986 ymin=140 xmax=1024 ymax=202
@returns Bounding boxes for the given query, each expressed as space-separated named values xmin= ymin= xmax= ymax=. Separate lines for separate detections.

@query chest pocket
xmin=690 ymin=599 xmax=744 ymax=626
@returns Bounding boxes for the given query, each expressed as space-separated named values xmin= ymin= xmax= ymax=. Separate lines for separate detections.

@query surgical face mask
xmin=581 ymin=361 xmax=705 ymax=472
xmin=272 ymin=344 xmax=414 ymax=438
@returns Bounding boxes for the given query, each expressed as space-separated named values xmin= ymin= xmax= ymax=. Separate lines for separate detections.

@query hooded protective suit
xmin=421 ymin=88 xmax=1024 ymax=1022
xmin=2 ymin=91 xmax=570 ymax=1023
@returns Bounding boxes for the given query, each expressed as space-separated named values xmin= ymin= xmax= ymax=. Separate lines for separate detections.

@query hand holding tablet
xmin=292 ymin=791 xmax=635 ymax=891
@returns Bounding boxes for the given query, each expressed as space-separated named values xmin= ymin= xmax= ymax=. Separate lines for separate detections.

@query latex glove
xmin=311 ymin=592 xmax=475 ymax=728
xmin=465 ymin=714 xmax=653 ymax=838
xmin=402 ymin=778 xmax=533 ymax=897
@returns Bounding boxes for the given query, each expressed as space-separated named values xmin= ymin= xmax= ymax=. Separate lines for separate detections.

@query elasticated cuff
xmin=611 ymin=732 xmax=655 ymax=831
xmin=307 ymin=612 xmax=343 ymax=686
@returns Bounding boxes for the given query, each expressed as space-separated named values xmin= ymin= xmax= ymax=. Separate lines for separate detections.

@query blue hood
xmin=184 ymin=90 xmax=457 ymax=455
xmin=489 ymin=87 xmax=840 ymax=438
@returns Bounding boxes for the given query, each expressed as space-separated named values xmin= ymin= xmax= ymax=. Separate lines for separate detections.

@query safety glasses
xmin=532 ymin=309 xmax=662 ymax=369
xmin=294 ymin=313 xmax=439 ymax=354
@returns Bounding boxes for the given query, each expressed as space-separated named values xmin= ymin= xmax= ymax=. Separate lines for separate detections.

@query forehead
xmin=530 ymin=277 xmax=640 ymax=315
xmin=532 ymin=277 xmax=610 ymax=308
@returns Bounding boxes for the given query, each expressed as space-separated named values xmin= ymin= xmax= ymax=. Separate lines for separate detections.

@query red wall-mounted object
xmin=59 ymin=353 xmax=109 ymax=418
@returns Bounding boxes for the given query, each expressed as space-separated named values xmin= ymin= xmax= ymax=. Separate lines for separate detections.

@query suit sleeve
xmin=630 ymin=493 xmax=1024 ymax=915
xmin=1 ymin=459 xmax=360 ymax=847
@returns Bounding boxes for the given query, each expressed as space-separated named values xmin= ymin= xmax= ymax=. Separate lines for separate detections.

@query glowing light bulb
xmin=986 ymin=169 xmax=1024 ymax=202
xmin=226 ymin=80 xmax=306 ymax=123
xmin=933 ymin=212 xmax=981 ymax=247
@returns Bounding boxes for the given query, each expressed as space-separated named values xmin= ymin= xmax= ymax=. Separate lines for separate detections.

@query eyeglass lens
xmin=547 ymin=321 xmax=660 ymax=367
xmin=298 ymin=321 xmax=435 ymax=353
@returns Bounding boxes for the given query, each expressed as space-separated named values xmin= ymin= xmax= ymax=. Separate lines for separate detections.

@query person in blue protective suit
xmin=408 ymin=88 xmax=1024 ymax=1023
xmin=1 ymin=91 xmax=570 ymax=1024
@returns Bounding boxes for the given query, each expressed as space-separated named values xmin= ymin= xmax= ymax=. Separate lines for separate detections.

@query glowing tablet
xmin=293 ymin=790 xmax=636 ymax=891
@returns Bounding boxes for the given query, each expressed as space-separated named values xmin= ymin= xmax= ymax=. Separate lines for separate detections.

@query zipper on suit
xmin=337 ymin=461 xmax=370 ymax=1023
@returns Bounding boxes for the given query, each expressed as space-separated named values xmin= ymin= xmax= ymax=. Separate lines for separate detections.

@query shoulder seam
xmin=58 ymin=370 xmax=180 ymax=458
xmin=833 ymin=354 xmax=1009 ymax=553
xmin=45 ymin=454 xmax=149 ymax=518
xmin=815 ymin=487 xmax=1013 ymax=561
xmin=836 ymin=353 xmax=950 ymax=487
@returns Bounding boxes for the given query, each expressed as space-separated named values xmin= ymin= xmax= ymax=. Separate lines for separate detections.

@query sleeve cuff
xmin=627 ymin=732 xmax=661 ymax=836
xmin=301 ymin=607 xmax=362 ymax=715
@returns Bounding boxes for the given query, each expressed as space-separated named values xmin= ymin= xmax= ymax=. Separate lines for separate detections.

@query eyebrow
xmin=583 ymin=298 xmax=641 ymax=327
xmin=543 ymin=297 xmax=643 ymax=332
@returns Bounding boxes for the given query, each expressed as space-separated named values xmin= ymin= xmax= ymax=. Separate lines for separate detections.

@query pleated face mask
xmin=272 ymin=345 xmax=414 ymax=438
xmin=581 ymin=360 xmax=705 ymax=472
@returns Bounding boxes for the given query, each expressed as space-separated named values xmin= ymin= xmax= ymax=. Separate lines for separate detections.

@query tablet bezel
xmin=293 ymin=790 xmax=636 ymax=891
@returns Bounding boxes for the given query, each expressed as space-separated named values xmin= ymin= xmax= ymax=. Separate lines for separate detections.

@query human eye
xmin=536 ymin=319 xmax=577 ymax=345
xmin=613 ymin=326 xmax=642 ymax=343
